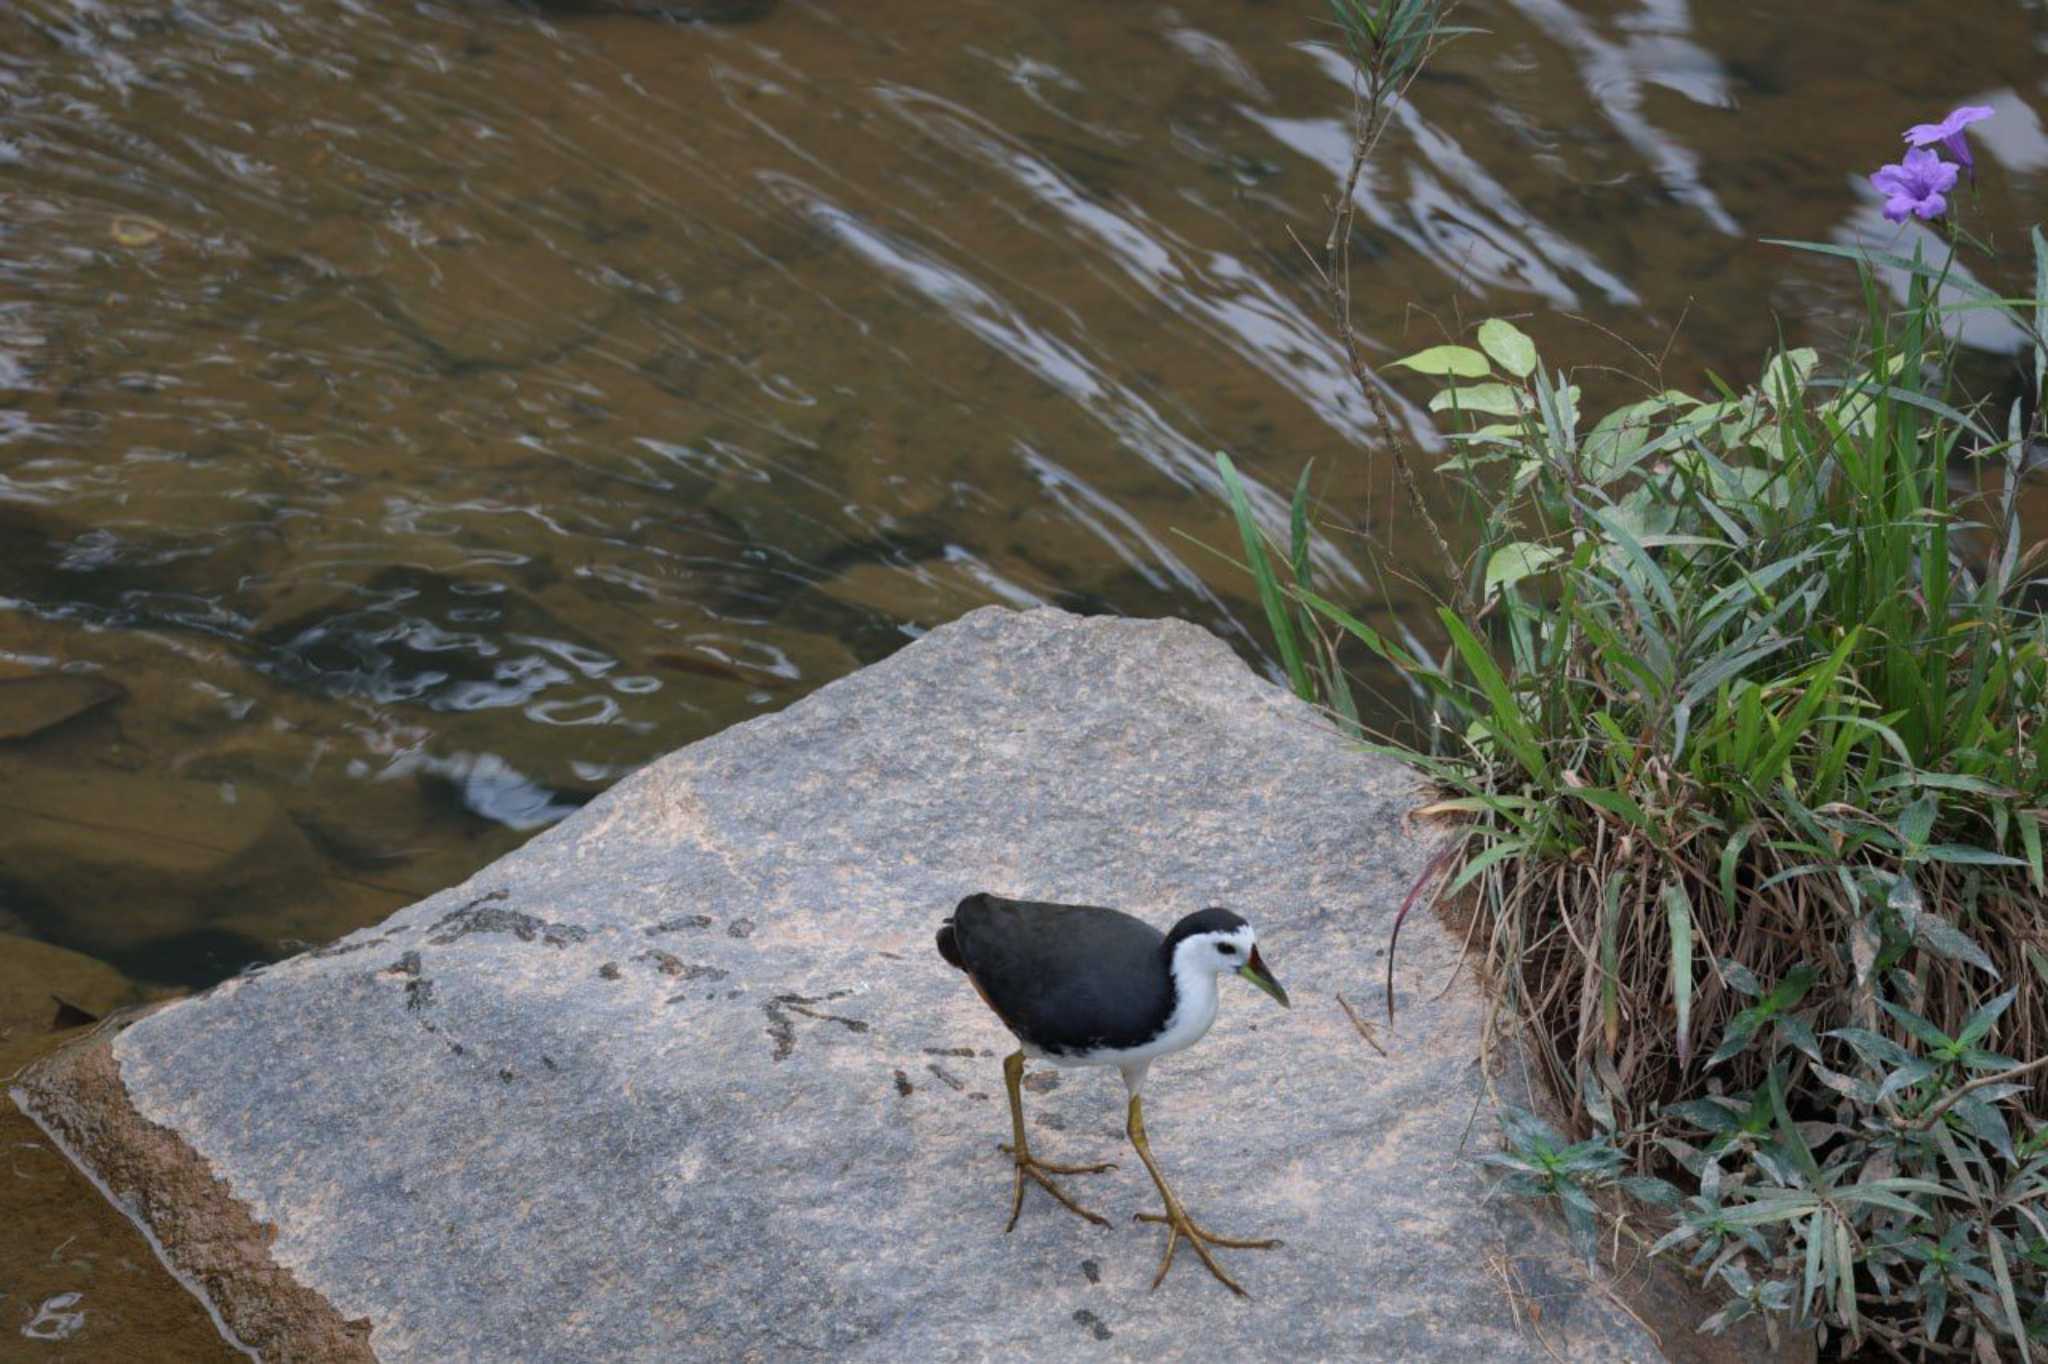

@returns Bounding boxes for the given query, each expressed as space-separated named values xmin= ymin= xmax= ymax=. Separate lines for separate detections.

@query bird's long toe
xmin=1135 ymin=1208 xmax=1279 ymax=1249
xmin=1001 ymin=1146 xmax=1114 ymax=1231
xmin=1136 ymin=1201 xmax=1278 ymax=1296
xmin=1000 ymin=1143 xmax=1116 ymax=1176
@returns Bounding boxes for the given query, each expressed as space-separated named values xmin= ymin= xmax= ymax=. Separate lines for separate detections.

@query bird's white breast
xmin=1036 ymin=952 xmax=1222 ymax=1068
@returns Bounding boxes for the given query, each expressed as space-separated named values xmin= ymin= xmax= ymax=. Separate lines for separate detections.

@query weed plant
xmin=1227 ymin=3 xmax=2048 ymax=1355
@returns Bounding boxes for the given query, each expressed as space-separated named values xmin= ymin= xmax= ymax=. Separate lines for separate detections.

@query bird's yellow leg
xmin=998 ymin=1051 xmax=1115 ymax=1231
xmin=1126 ymin=1094 xmax=1279 ymax=1297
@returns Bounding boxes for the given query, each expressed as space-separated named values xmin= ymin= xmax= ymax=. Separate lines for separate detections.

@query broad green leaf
xmin=1957 ymin=989 xmax=2017 ymax=1048
xmin=1759 ymin=967 xmax=1817 ymax=1013
xmin=1760 ymin=347 xmax=1818 ymax=411
xmin=1899 ymin=792 xmax=1937 ymax=852
xmin=1580 ymin=398 xmax=1671 ymax=484
xmin=1618 ymin=1175 xmax=1683 ymax=1207
xmin=1429 ymin=382 xmax=1522 ymax=417
xmin=1476 ymin=318 xmax=1538 ymax=379
xmin=1394 ymin=344 xmax=1490 ymax=378
xmin=1913 ymin=911 xmax=1999 ymax=977
xmin=1485 ymin=541 xmax=1563 ymax=594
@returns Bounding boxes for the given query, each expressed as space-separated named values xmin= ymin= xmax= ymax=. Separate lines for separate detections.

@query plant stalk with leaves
xmin=1214 ymin=35 xmax=2048 ymax=1356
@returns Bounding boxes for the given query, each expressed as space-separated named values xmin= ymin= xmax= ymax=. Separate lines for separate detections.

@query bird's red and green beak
xmin=1237 ymin=946 xmax=1290 ymax=1009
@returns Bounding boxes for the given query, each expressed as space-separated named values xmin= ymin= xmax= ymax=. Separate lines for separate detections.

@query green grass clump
xmin=1221 ymin=232 xmax=2048 ymax=1356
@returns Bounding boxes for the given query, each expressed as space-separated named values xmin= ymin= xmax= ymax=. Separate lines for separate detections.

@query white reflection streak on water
xmin=1019 ymin=443 xmax=1239 ymax=615
xmin=1245 ymin=105 xmax=1581 ymax=308
xmin=967 ymin=47 xmax=1140 ymax=149
xmin=1502 ymin=0 xmax=1740 ymax=235
xmin=1961 ymin=88 xmax=2048 ymax=174
xmin=754 ymin=172 xmax=1336 ymax=568
xmin=1272 ymin=44 xmax=1643 ymax=309
xmin=936 ymin=544 xmax=1051 ymax=611
xmin=1831 ymin=216 xmax=2030 ymax=356
xmin=873 ymin=81 xmax=1438 ymax=463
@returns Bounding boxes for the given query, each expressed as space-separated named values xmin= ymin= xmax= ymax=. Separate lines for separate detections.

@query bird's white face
xmin=1182 ymin=926 xmax=1258 ymax=976
xmin=1176 ymin=925 xmax=1291 ymax=1008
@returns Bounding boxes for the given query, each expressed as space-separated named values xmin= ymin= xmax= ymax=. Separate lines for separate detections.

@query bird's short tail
xmin=938 ymin=892 xmax=996 ymax=971
xmin=935 ymin=916 xmax=965 ymax=971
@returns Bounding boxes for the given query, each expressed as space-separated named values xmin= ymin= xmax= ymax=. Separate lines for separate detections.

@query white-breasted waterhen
xmin=935 ymin=891 xmax=1291 ymax=1296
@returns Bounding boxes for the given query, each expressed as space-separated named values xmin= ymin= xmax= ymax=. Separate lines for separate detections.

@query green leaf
xmin=1957 ymin=990 xmax=2017 ymax=1048
xmin=1618 ymin=1175 xmax=1683 ymax=1206
xmin=1484 ymin=541 xmax=1563 ymax=594
xmin=1900 ymin=792 xmax=1937 ymax=852
xmin=1288 ymin=460 xmax=1315 ymax=589
xmin=1767 ymin=1063 xmax=1823 ymax=1185
xmin=1439 ymin=608 xmax=1546 ymax=778
xmin=1476 ymin=318 xmax=1538 ymax=379
xmin=1498 ymin=1104 xmax=1567 ymax=1157
xmin=1588 ymin=503 xmax=1679 ymax=622
xmin=1718 ymin=825 xmax=1753 ymax=919
xmin=1573 ymin=787 xmax=1649 ymax=831
xmin=1984 ymin=1226 xmax=2033 ymax=1360
xmin=1429 ymin=382 xmax=1522 ymax=417
xmin=1879 ymin=1001 xmax=1957 ymax=1051
xmin=1394 ymin=344 xmax=1491 ymax=378
xmin=1444 ymin=837 xmax=1531 ymax=897
xmin=1760 ymin=347 xmax=1818 ymax=411
xmin=1665 ymin=881 xmax=1695 ymax=1067
xmin=1706 ymin=1013 xmax=1765 ymax=1069
xmin=1753 ymin=628 xmax=1860 ymax=785
xmin=1580 ymin=398 xmax=1670 ymax=485
xmin=1921 ymin=844 xmax=2027 ymax=868
xmin=1950 ymin=1094 xmax=2016 ymax=1163
xmin=1913 ymin=912 xmax=2000 ymax=977
xmin=1759 ymin=966 xmax=1818 ymax=1015
xmin=1215 ymin=451 xmax=1311 ymax=701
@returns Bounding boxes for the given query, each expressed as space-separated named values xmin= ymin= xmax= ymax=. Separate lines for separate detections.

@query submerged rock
xmin=0 ymin=672 xmax=127 ymax=742
xmin=14 ymin=608 xmax=1757 ymax=1361
xmin=0 ymin=933 xmax=151 ymax=1068
xmin=0 ymin=763 xmax=327 ymax=958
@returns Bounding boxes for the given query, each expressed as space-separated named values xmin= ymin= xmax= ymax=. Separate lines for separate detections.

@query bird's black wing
xmin=949 ymin=893 xmax=1173 ymax=1054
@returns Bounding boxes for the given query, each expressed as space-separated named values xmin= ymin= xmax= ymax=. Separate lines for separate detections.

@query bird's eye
xmin=1217 ymin=943 xmax=1238 ymax=957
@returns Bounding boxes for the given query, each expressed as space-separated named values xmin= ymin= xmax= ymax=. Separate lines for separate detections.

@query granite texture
xmin=19 ymin=607 xmax=1681 ymax=1360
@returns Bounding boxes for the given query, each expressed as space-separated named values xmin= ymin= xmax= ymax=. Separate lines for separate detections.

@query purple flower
xmin=1870 ymin=147 xmax=1959 ymax=223
xmin=1904 ymin=105 xmax=1995 ymax=173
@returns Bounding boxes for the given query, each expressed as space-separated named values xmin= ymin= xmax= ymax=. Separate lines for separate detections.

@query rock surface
xmin=17 ymin=608 xmax=1719 ymax=1361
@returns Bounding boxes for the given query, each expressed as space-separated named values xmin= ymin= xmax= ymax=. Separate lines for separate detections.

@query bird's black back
xmin=938 ymin=892 xmax=1176 ymax=1055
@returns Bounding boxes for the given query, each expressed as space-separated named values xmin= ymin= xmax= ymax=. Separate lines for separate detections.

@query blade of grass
xmin=1216 ymin=451 xmax=1312 ymax=700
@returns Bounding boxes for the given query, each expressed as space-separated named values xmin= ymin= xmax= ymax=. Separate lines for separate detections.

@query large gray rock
xmin=15 ymin=608 xmax=1694 ymax=1361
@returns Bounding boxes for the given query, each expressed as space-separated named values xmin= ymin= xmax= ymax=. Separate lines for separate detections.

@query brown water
xmin=1 ymin=0 xmax=2044 ymax=1354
